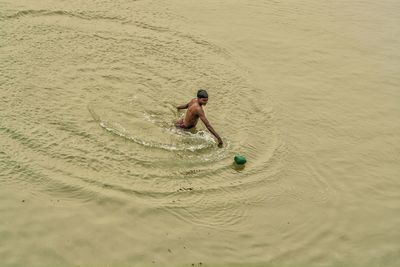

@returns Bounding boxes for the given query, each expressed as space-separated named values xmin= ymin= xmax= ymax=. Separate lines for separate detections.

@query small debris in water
xmin=168 ymin=248 xmax=172 ymax=253
xmin=177 ymin=187 xmax=193 ymax=192
xmin=180 ymin=169 xmax=201 ymax=175
xmin=21 ymin=200 xmax=25 ymax=202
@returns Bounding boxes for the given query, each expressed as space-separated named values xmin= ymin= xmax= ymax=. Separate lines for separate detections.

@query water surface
xmin=1 ymin=0 xmax=399 ymax=266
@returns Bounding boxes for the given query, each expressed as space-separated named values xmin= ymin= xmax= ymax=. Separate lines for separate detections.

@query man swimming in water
xmin=176 ymin=89 xmax=223 ymax=147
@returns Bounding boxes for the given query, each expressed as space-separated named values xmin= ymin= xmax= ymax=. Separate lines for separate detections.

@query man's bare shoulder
xmin=188 ymin=98 xmax=197 ymax=106
xmin=194 ymin=103 xmax=205 ymax=115
xmin=188 ymin=98 xmax=200 ymax=109
xmin=187 ymin=99 xmax=202 ymax=114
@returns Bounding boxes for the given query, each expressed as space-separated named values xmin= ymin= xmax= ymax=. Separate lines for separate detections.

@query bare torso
xmin=176 ymin=97 xmax=223 ymax=146
xmin=182 ymin=98 xmax=202 ymax=128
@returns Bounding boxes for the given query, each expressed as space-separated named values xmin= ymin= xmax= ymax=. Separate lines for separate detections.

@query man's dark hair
xmin=197 ymin=89 xmax=208 ymax=98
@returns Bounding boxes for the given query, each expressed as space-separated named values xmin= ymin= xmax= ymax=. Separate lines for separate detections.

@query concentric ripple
xmin=0 ymin=2 xmax=284 ymax=227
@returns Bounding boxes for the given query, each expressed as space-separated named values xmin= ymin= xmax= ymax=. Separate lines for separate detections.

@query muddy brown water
xmin=1 ymin=0 xmax=399 ymax=266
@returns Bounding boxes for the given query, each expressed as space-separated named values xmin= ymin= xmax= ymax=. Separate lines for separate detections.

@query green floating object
xmin=234 ymin=155 xmax=247 ymax=165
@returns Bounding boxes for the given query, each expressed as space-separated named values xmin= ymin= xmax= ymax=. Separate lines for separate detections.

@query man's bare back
xmin=176 ymin=98 xmax=202 ymax=129
xmin=176 ymin=90 xmax=223 ymax=147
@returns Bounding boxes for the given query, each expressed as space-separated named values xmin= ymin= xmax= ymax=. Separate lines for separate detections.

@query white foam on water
xmin=99 ymin=120 xmax=216 ymax=152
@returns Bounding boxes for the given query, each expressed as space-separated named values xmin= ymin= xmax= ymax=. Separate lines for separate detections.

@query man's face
xmin=198 ymin=97 xmax=208 ymax=105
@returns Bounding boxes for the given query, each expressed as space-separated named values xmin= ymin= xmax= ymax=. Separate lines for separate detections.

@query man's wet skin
xmin=176 ymin=98 xmax=206 ymax=129
xmin=176 ymin=90 xmax=223 ymax=147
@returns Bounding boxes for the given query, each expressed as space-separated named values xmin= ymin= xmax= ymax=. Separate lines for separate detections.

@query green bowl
xmin=234 ymin=155 xmax=247 ymax=165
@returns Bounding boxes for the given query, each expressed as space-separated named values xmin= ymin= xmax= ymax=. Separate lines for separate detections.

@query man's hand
xmin=217 ymin=139 xmax=223 ymax=148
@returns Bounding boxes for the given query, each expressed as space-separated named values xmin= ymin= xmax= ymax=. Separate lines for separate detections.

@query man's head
xmin=197 ymin=89 xmax=208 ymax=105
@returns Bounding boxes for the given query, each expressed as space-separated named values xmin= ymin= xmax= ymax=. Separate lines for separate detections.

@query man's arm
xmin=198 ymin=109 xmax=223 ymax=147
xmin=176 ymin=102 xmax=189 ymax=110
